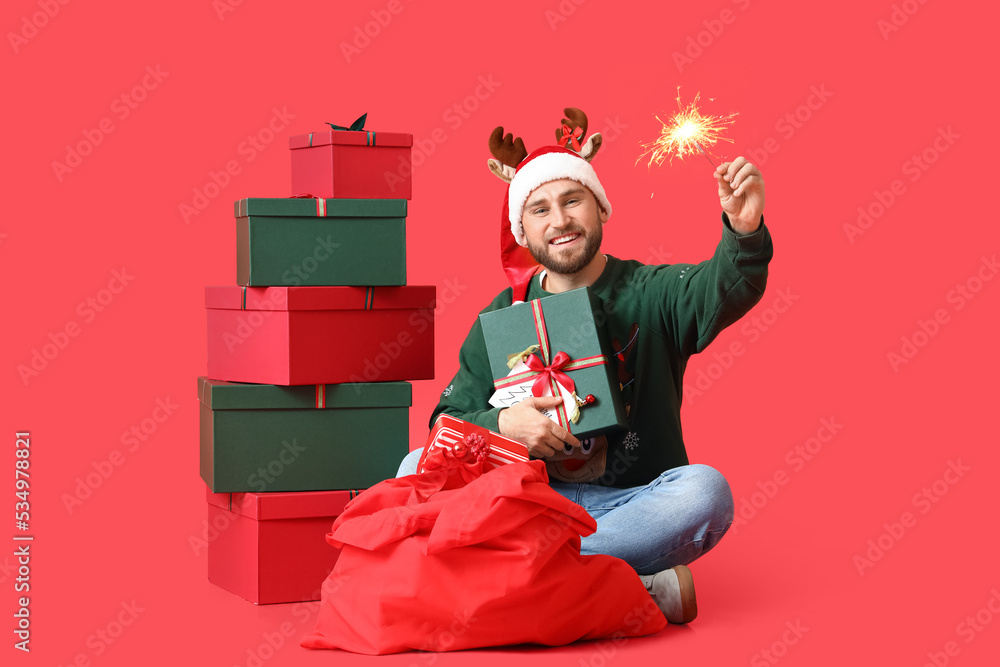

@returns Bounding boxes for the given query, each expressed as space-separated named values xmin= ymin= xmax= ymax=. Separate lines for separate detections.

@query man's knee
xmin=680 ymin=464 xmax=734 ymax=526
xmin=395 ymin=447 xmax=424 ymax=478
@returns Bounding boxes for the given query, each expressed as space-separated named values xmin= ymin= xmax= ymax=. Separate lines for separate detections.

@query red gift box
xmin=417 ymin=414 xmax=530 ymax=477
xmin=205 ymin=285 xmax=435 ymax=385
xmin=206 ymin=486 xmax=361 ymax=604
xmin=290 ymin=129 xmax=412 ymax=200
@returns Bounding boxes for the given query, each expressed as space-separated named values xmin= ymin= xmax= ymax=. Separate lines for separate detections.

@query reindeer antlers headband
xmin=486 ymin=107 xmax=604 ymax=184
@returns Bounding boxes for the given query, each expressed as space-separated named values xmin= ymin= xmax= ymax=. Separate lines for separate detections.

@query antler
xmin=555 ymin=108 xmax=588 ymax=147
xmin=488 ymin=126 xmax=527 ymax=168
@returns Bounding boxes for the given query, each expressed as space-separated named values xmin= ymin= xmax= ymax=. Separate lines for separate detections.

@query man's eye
xmin=565 ymin=199 xmax=579 ymax=206
xmin=532 ymin=208 xmax=547 ymax=215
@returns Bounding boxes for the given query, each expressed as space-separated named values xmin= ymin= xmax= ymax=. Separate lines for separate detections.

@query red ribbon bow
xmin=463 ymin=433 xmax=491 ymax=462
xmin=559 ymin=124 xmax=583 ymax=152
xmin=525 ymin=350 xmax=576 ymax=398
xmin=422 ymin=435 xmax=490 ymax=485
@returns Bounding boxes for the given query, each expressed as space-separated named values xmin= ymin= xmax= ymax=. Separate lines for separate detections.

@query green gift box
xmin=199 ymin=376 xmax=410 ymax=492
xmin=478 ymin=287 xmax=627 ymax=440
xmin=235 ymin=197 xmax=406 ymax=287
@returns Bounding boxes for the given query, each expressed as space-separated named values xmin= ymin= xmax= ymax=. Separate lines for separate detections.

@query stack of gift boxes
xmin=198 ymin=119 xmax=435 ymax=604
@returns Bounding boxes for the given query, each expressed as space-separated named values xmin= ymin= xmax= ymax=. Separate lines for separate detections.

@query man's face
xmin=521 ymin=178 xmax=608 ymax=277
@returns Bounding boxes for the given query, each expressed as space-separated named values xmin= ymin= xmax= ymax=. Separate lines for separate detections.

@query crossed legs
xmin=395 ymin=448 xmax=734 ymax=575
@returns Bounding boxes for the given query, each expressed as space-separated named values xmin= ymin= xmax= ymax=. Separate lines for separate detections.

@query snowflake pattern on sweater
xmin=622 ymin=431 xmax=640 ymax=451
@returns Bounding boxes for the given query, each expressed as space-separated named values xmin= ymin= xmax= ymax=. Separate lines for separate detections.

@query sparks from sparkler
xmin=637 ymin=88 xmax=738 ymax=168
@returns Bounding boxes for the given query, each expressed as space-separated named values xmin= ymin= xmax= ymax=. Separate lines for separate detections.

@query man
xmin=397 ymin=129 xmax=772 ymax=625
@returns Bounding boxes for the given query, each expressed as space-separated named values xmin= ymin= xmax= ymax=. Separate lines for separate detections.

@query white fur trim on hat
xmin=507 ymin=151 xmax=612 ymax=246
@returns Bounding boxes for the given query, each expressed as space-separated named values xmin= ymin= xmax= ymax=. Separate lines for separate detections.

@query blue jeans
xmin=395 ymin=448 xmax=734 ymax=576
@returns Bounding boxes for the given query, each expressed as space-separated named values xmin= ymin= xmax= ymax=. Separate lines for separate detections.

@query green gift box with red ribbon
xmin=478 ymin=287 xmax=628 ymax=441
xmin=235 ymin=196 xmax=406 ymax=287
xmin=199 ymin=376 xmax=411 ymax=492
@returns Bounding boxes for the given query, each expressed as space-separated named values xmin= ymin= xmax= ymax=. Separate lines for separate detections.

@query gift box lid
xmin=204 ymin=485 xmax=361 ymax=520
xmin=289 ymin=130 xmax=412 ymax=150
xmin=204 ymin=285 xmax=435 ymax=311
xmin=198 ymin=376 xmax=412 ymax=410
xmin=234 ymin=197 xmax=406 ymax=218
xmin=479 ymin=287 xmax=606 ymax=367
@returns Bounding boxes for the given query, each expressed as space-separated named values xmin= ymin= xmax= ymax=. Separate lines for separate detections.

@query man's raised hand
xmin=715 ymin=156 xmax=765 ymax=234
xmin=497 ymin=395 xmax=581 ymax=459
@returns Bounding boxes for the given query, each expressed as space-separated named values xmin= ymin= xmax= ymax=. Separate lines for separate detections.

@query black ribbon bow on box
xmin=326 ymin=113 xmax=367 ymax=132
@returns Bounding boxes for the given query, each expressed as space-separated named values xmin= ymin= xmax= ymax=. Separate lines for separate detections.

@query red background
xmin=4 ymin=0 xmax=998 ymax=664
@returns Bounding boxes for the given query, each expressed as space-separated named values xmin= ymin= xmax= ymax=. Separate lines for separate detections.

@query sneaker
xmin=638 ymin=565 xmax=697 ymax=624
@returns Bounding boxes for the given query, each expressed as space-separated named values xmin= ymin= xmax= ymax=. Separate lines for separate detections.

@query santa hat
xmin=487 ymin=108 xmax=611 ymax=302
xmin=507 ymin=146 xmax=612 ymax=246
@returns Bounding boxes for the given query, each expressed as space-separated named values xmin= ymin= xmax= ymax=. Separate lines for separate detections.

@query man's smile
xmin=549 ymin=232 xmax=581 ymax=247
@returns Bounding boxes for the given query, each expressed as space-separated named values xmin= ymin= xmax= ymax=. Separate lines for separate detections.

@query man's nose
xmin=551 ymin=205 xmax=571 ymax=227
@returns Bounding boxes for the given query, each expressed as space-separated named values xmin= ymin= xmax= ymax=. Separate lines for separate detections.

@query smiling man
xmin=397 ymin=123 xmax=773 ymax=625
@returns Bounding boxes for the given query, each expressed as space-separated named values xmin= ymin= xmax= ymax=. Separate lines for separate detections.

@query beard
xmin=525 ymin=222 xmax=603 ymax=276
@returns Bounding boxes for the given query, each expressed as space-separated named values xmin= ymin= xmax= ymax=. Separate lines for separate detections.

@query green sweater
xmin=430 ymin=216 xmax=773 ymax=488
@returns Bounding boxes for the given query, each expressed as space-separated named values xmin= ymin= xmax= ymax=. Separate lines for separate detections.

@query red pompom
xmin=464 ymin=433 xmax=491 ymax=462
xmin=584 ymin=394 xmax=596 ymax=405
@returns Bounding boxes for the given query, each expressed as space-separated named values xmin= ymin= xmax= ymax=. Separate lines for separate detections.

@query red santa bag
xmin=300 ymin=459 xmax=666 ymax=654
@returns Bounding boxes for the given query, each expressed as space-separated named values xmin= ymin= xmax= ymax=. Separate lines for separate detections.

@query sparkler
xmin=638 ymin=88 xmax=738 ymax=168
